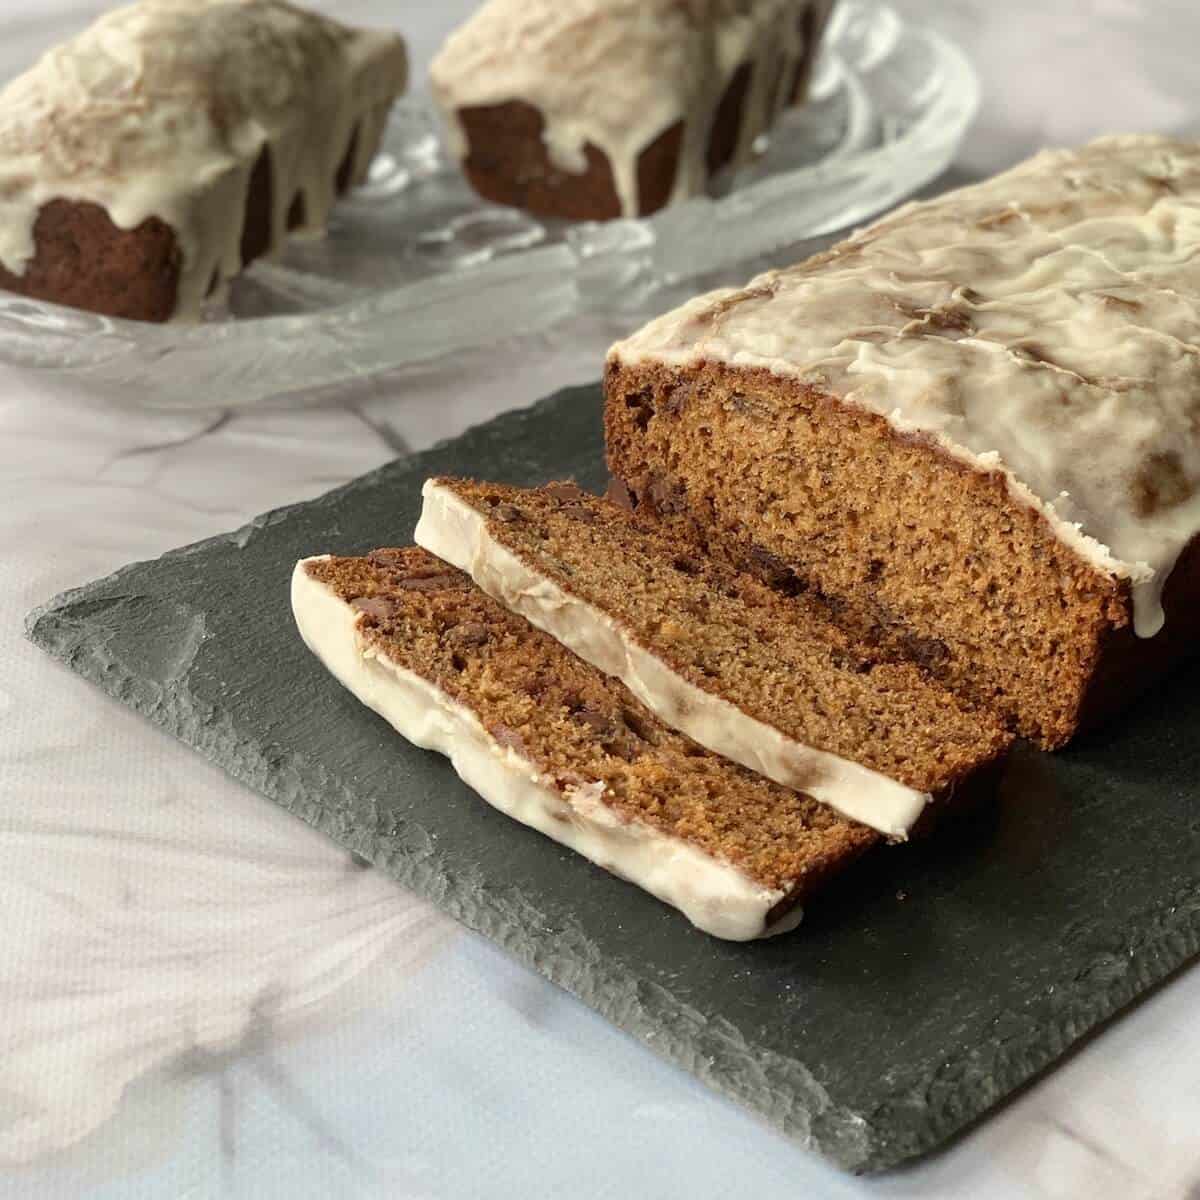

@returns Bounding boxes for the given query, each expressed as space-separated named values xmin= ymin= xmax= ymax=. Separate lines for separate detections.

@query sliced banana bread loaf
xmin=605 ymin=135 xmax=1200 ymax=747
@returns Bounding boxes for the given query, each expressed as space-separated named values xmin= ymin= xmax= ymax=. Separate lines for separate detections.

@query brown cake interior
xmin=605 ymin=358 xmax=1131 ymax=748
xmin=0 ymin=199 xmax=183 ymax=323
xmin=305 ymin=547 xmax=877 ymax=898
xmin=429 ymin=477 xmax=1011 ymax=795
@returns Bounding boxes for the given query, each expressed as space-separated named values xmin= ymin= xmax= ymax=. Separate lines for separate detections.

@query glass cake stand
xmin=0 ymin=1 xmax=979 ymax=409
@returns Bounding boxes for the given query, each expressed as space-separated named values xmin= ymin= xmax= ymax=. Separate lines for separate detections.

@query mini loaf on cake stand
xmin=430 ymin=0 xmax=837 ymax=221
xmin=0 ymin=0 xmax=408 ymax=322
xmin=605 ymin=134 xmax=1200 ymax=748
xmin=292 ymin=547 xmax=877 ymax=940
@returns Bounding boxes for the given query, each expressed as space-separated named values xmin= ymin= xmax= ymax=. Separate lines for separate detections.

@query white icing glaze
xmin=0 ymin=0 xmax=407 ymax=320
xmin=291 ymin=557 xmax=800 ymax=941
xmin=430 ymin=0 xmax=833 ymax=217
xmin=609 ymin=134 xmax=1200 ymax=637
xmin=415 ymin=479 xmax=928 ymax=839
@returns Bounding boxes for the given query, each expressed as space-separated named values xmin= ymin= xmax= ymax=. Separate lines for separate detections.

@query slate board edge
xmin=23 ymin=384 xmax=1200 ymax=1173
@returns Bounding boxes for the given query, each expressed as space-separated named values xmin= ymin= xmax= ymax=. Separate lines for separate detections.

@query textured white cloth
xmin=1 ymin=1 xmax=1199 ymax=1197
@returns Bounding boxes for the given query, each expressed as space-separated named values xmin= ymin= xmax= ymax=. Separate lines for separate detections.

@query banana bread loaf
xmin=292 ymin=547 xmax=877 ymax=940
xmin=0 ymin=0 xmax=407 ymax=322
xmin=430 ymin=0 xmax=836 ymax=221
xmin=605 ymin=135 xmax=1200 ymax=748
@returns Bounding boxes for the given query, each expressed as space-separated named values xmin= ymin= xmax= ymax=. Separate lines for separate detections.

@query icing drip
xmin=430 ymin=0 xmax=834 ymax=218
xmin=610 ymin=135 xmax=1200 ymax=636
xmin=291 ymin=558 xmax=800 ymax=941
xmin=0 ymin=0 xmax=407 ymax=320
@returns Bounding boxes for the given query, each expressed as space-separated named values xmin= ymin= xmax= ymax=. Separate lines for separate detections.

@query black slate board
xmin=27 ymin=384 xmax=1200 ymax=1173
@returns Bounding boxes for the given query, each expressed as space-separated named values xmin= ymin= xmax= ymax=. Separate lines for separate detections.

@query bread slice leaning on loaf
xmin=414 ymin=476 xmax=1011 ymax=840
xmin=605 ymin=134 xmax=1200 ymax=748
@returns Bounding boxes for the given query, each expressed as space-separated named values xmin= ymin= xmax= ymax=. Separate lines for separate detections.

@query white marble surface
xmin=2 ymin=1 xmax=1199 ymax=1197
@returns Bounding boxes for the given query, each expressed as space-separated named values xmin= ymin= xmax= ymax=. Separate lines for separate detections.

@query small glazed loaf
xmin=0 ymin=0 xmax=408 ymax=322
xmin=430 ymin=0 xmax=836 ymax=221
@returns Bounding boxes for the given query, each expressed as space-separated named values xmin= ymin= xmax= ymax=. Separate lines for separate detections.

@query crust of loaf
xmin=1074 ymin=531 xmax=1200 ymax=731
xmin=788 ymin=0 xmax=835 ymax=103
xmin=452 ymin=62 xmax=751 ymax=222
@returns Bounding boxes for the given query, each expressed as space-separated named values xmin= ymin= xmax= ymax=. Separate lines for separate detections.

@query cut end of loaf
xmin=604 ymin=356 xmax=1128 ymax=749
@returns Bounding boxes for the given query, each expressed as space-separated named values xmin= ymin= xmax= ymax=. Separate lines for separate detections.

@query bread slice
xmin=292 ymin=547 xmax=877 ymax=940
xmin=415 ymin=477 xmax=1011 ymax=838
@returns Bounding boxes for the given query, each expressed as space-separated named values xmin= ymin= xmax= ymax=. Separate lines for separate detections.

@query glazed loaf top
xmin=431 ymin=0 xmax=829 ymax=217
xmin=0 ymin=0 xmax=407 ymax=318
xmin=610 ymin=134 xmax=1200 ymax=639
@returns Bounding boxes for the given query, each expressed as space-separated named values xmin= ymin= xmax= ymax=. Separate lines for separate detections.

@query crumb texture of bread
xmin=416 ymin=478 xmax=1010 ymax=823
xmin=0 ymin=0 xmax=408 ymax=321
xmin=606 ymin=135 xmax=1200 ymax=746
xmin=430 ymin=0 xmax=836 ymax=219
xmin=299 ymin=548 xmax=876 ymax=920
